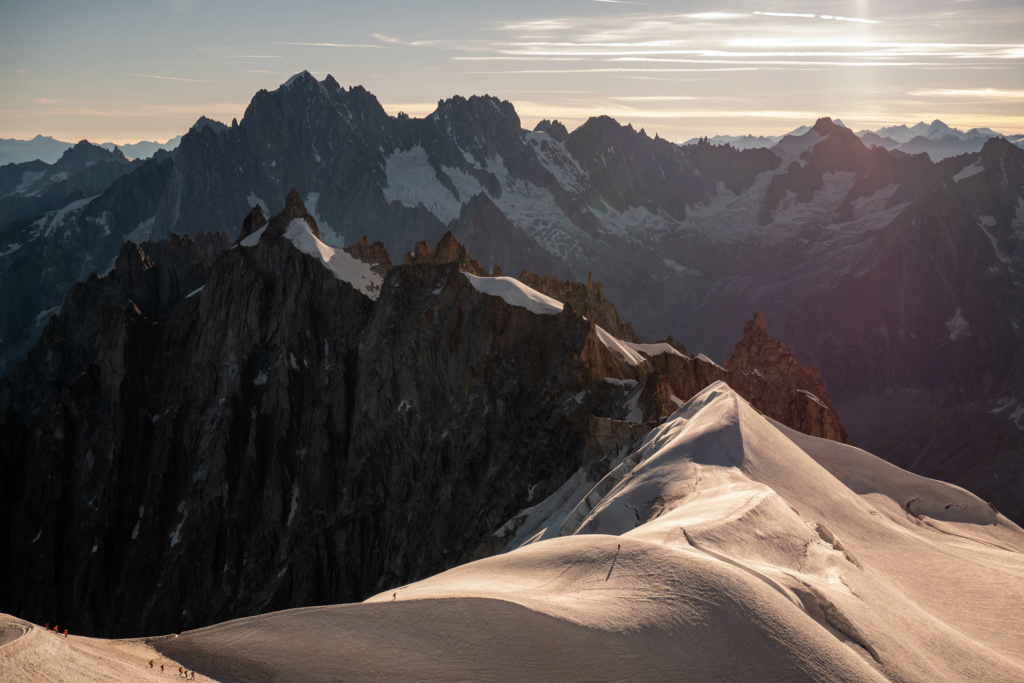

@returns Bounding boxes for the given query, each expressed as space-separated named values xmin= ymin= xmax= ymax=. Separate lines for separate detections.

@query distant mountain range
xmin=0 ymin=134 xmax=182 ymax=165
xmin=686 ymin=119 xmax=1024 ymax=161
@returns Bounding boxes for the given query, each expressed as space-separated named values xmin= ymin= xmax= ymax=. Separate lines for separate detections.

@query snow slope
xmin=3 ymin=382 xmax=1021 ymax=681
xmin=5 ymin=383 xmax=1011 ymax=681
xmin=241 ymin=218 xmax=383 ymax=300
xmin=463 ymin=272 xmax=564 ymax=315
xmin=0 ymin=616 xmax=211 ymax=681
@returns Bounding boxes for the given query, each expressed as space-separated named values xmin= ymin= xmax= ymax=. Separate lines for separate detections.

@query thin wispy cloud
xmin=753 ymin=11 xmax=881 ymax=24
xmin=371 ymin=33 xmax=443 ymax=47
xmin=611 ymin=95 xmax=696 ymax=101
xmin=134 ymin=74 xmax=214 ymax=82
xmin=910 ymin=88 xmax=1024 ymax=98
xmin=276 ymin=42 xmax=389 ymax=49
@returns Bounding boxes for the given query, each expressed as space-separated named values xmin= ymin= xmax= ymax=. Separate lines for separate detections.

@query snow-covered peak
xmin=283 ymin=70 xmax=315 ymax=88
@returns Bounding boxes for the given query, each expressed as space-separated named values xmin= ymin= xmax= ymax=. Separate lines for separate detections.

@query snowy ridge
xmin=462 ymin=273 xmax=564 ymax=315
xmin=241 ymin=219 xmax=383 ymax=300
xmin=463 ymin=272 xmax=645 ymax=367
xmin=112 ymin=382 xmax=1024 ymax=682
xmin=622 ymin=340 xmax=687 ymax=359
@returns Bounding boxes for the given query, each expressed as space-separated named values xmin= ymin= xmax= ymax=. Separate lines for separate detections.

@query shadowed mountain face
xmin=2 ymin=75 xmax=1022 ymax=523
xmin=0 ymin=193 xmax=848 ymax=638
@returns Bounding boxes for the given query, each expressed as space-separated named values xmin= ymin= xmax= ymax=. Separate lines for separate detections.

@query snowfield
xmin=4 ymin=383 xmax=1022 ymax=681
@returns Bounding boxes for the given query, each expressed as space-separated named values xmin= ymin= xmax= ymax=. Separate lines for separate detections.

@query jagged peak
xmin=743 ymin=310 xmax=769 ymax=340
xmin=191 ymin=116 xmax=227 ymax=135
xmin=113 ymin=240 xmax=154 ymax=275
xmin=56 ymin=139 xmax=125 ymax=165
xmin=283 ymin=70 xmax=317 ymax=88
xmin=264 ymin=187 xmax=321 ymax=240
xmin=980 ymin=135 xmax=1022 ymax=157
xmin=534 ymin=119 xmax=569 ymax=142
xmin=812 ymin=117 xmax=840 ymax=136
xmin=343 ymin=236 xmax=393 ymax=277
xmin=404 ymin=231 xmax=486 ymax=275
xmin=238 ymin=204 xmax=267 ymax=242
xmin=428 ymin=94 xmax=520 ymax=130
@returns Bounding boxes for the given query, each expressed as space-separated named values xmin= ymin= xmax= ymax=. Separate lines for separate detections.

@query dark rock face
xmin=238 ymin=204 xmax=267 ymax=241
xmin=0 ymin=156 xmax=175 ymax=374
xmin=519 ymin=270 xmax=639 ymax=342
xmin=0 ymin=213 xmax=640 ymax=638
xmin=0 ymin=141 xmax=136 ymax=230
xmin=0 ymin=192 xmax=851 ymax=638
xmin=449 ymin=193 xmax=571 ymax=280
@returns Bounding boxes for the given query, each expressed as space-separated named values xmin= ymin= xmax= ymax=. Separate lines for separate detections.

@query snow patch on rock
xmin=946 ymin=307 xmax=970 ymax=340
xmin=953 ymin=161 xmax=984 ymax=183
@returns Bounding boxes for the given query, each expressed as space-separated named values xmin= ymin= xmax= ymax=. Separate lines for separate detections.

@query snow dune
xmin=5 ymin=384 xmax=1023 ymax=681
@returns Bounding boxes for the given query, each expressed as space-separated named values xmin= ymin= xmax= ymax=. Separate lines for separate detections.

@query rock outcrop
xmin=404 ymin=230 xmax=488 ymax=275
xmin=343 ymin=236 xmax=392 ymax=277
xmin=726 ymin=311 xmax=850 ymax=443
xmin=519 ymin=270 xmax=639 ymax=342
xmin=238 ymin=204 xmax=267 ymax=241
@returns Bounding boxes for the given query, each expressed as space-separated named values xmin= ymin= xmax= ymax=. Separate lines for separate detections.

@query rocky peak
xmin=980 ymin=135 xmax=1023 ymax=163
xmin=343 ymin=236 xmax=393 ymax=277
xmin=56 ymin=140 xmax=127 ymax=168
xmin=534 ymin=119 xmax=569 ymax=143
xmin=238 ymin=204 xmax=267 ymax=242
xmin=404 ymin=231 xmax=486 ymax=275
xmin=190 ymin=116 xmax=228 ymax=135
xmin=812 ymin=116 xmax=839 ymax=136
xmin=264 ymin=188 xmax=321 ymax=239
xmin=726 ymin=311 xmax=850 ymax=443
xmin=113 ymin=240 xmax=156 ymax=290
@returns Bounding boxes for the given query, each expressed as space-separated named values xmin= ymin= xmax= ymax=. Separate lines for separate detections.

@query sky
xmin=1 ymin=0 xmax=1022 ymax=144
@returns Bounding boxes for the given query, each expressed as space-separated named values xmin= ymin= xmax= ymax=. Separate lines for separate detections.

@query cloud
xmin=610 ymin=95 xmax=697 ymax=101
xmin=370 ymin=33 xmax=443 ymax=47
xmin=134 ymin=74 xmax=215 ymax=82
xmin=909 ymin=88 xmax=1024 ymax=99
xmin=276 ymin=42 xmax=389 ymax=49
xmin=753 ymin=11 xmax=881 ymax=24
xmin=685 ymin=13 xmax=747 ymax=21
